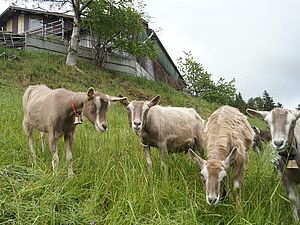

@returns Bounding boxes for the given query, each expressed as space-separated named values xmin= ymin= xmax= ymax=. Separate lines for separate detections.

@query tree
xmin=177 ymin=51 xmax=214 ymax=97
xmin=202 ymin=77 xmax=236 ymax=105
xmin=262 ymin=90 xmax=275 ymax=111
xmin=247 ymin=90 xmax=277 ymax=110
xmin=247 ymin=97 xmax=264 ymax=110
xmin=177 ymin=51 xmax=236 ymax=105
xmin=275 ymin=102 xmax=283 ymax=108
xmin=83 ymin=0 xmax=157 ymax=67
xmin=296 ymin=104 xmax=300 ymax=110
xmin=65 ymin=0 xmax=94 ymax=66
xmin=213 ymin=77 xmax=236 ymax=105
xmin=232 ymin=92 xmax=247 ymax=113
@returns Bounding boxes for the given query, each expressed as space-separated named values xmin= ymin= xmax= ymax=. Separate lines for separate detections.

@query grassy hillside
xmin=0 ymin=47 xmax=292 ymax=224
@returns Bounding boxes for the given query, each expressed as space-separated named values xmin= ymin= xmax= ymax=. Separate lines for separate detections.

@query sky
xmin=142 ymin=0 xmax=300 ymax=109
xmin=1 ymin=0 xmax=299 ymax=109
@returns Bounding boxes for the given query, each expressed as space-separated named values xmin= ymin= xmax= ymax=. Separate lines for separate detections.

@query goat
xmin=189 ymin=106 xmax=254 ymax=206
xmin=23 ymin=85 xmax=126 ymax=177
xmin=252 ymin=126 xmax=271 ymax=153
xmin=119 ymin=94 xmax=205 ymax=168
xmin=247 ymin=108 xmax=300 ymax=221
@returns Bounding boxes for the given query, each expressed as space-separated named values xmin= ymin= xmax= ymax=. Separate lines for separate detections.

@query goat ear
xmin=246 ymin=109 xmax=269 ymax=119
xmin=118 ymin=93 xmax=130 ymax=106
xmin=224 ymin=147 xmax=237 ymax=168
xmin=87 ymin=87 xmax=95 ymax=98
xmin=188 ymin=148 xmax=206 ymax=168
xmin=148 ymin=95 xmax=160 ymax=107
xmin=108 ymin=95 xmax=128 ymax=102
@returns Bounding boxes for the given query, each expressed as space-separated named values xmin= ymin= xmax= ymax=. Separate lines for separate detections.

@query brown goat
xmin=23 ymin=85 xmax=126 ymax=177
xmin=189 ymin=106 xmax=254 ymax=206
xmin=119 ymin=95 xmax=205 ymax=168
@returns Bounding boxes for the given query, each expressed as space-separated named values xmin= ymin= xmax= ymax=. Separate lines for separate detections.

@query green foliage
xmin=177 ymin=51 xmax=213 ymax=97
xmin=247 ymin=97 xmax=264 ymax=110
xmin=231 ymin=92 xmax=248 ymax=113
xmin=262 ymin=90 xmax=275 ymax=111
xmin=0 ymin=47 xmax=294 ymax=224
xmin=208 ymin=77 xmax=236 ymax=105
xmin=247 ymin=90 xmax=277 ymax=111
xmin=177 ymin=51 xmax=236 ymax=105
xmin=275 ymin=102 xmax=283 ymax=108
xmin=83 ymin=0 xmax=157 ymax=67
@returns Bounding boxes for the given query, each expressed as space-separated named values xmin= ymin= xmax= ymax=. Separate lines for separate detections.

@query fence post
xmin=61 ymin=18 xmax=64 ymax=41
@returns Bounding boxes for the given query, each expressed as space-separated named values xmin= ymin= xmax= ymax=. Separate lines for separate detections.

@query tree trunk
xmin=66 ymin=12 xmax=81 ymax=66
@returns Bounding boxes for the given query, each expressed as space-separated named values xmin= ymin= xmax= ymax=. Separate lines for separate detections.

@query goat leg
xmin=286 ymin=185 xmax=300 ymax=222
xmin=64 ymin=133 xmax=74 ymax=178
xmin=143 ymin=144 xmax=152 ymax=169
xmin=233 ymin=160 xmax=245 ymax=207
xmin=49 ymin=132 xmax=59 ymax=173
xmin=159 ymin=143 xmax=168 ymax=168
xmin=40 ymin=132 xmax=46 ymax=152
xmin=28 ymin=134 xmax=36 ymax=166
xmin=23 ymin=120 xmax=36 ymax=166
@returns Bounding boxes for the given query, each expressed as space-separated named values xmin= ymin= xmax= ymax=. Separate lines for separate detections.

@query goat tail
xmin=22 ymin=85 xmax=35 ymax=113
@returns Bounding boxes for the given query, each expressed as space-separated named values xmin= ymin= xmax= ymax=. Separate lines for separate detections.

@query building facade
xmin=0 ymin=6 xmax=185 ymax=89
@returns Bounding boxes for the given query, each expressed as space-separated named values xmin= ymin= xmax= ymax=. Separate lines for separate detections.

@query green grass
xmin=0 ymin=47 xmax=294 ymax=224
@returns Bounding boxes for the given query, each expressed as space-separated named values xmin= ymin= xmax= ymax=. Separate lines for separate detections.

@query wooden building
xmin=0 ymin=6 xmax=73 ymax=38
xmin=0 ymin=6 xmax=185 ymax=89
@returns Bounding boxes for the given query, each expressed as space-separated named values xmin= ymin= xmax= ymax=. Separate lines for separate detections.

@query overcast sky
xmin=143 ymin=0 xmax=300 ymax=109
xmin=1 ymin=0 xmax=299 ymax=109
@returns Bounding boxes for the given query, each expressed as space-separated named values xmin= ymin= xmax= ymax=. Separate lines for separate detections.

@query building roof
xmin=0 ymin=6 xmax=73 ymax=24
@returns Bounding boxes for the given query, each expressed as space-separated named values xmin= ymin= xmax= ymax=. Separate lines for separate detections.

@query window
xmin=29 ymin=16 xmax=43 ymax=30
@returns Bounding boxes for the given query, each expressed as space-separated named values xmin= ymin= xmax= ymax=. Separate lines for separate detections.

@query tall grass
xmin=0 ymin=47 xmax=293 ymax=224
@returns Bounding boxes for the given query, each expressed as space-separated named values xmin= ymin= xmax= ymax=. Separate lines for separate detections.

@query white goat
xmin=189 ymin=105 xmax=254 ymax=206
xmin=119 ymin=95 xmax=205 ymax=168
xmin=23 ymin=85 xmax=126 ymax=177
xmin=247 ymin=108 xmax=300 ymax=221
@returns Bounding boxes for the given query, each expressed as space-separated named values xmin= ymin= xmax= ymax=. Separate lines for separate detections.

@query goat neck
xmin=279 ymin=119 xmax=299 ymax=166
xmin=71 ymin=92 xmax=86 ymax=116
xmin=141 ymin=108 xmax=150 ymax=134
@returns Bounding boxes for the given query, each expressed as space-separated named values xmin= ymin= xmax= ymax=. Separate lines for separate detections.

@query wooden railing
xmin=27 ymin=19 xmax=68 ymax=41
xmin=26 ymin=19 xmax=93 ymax=48
xmin=1 ymin=19 xmax=93 ymax=49
xmin=0 ymin=26 xmax=25 ymax=48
